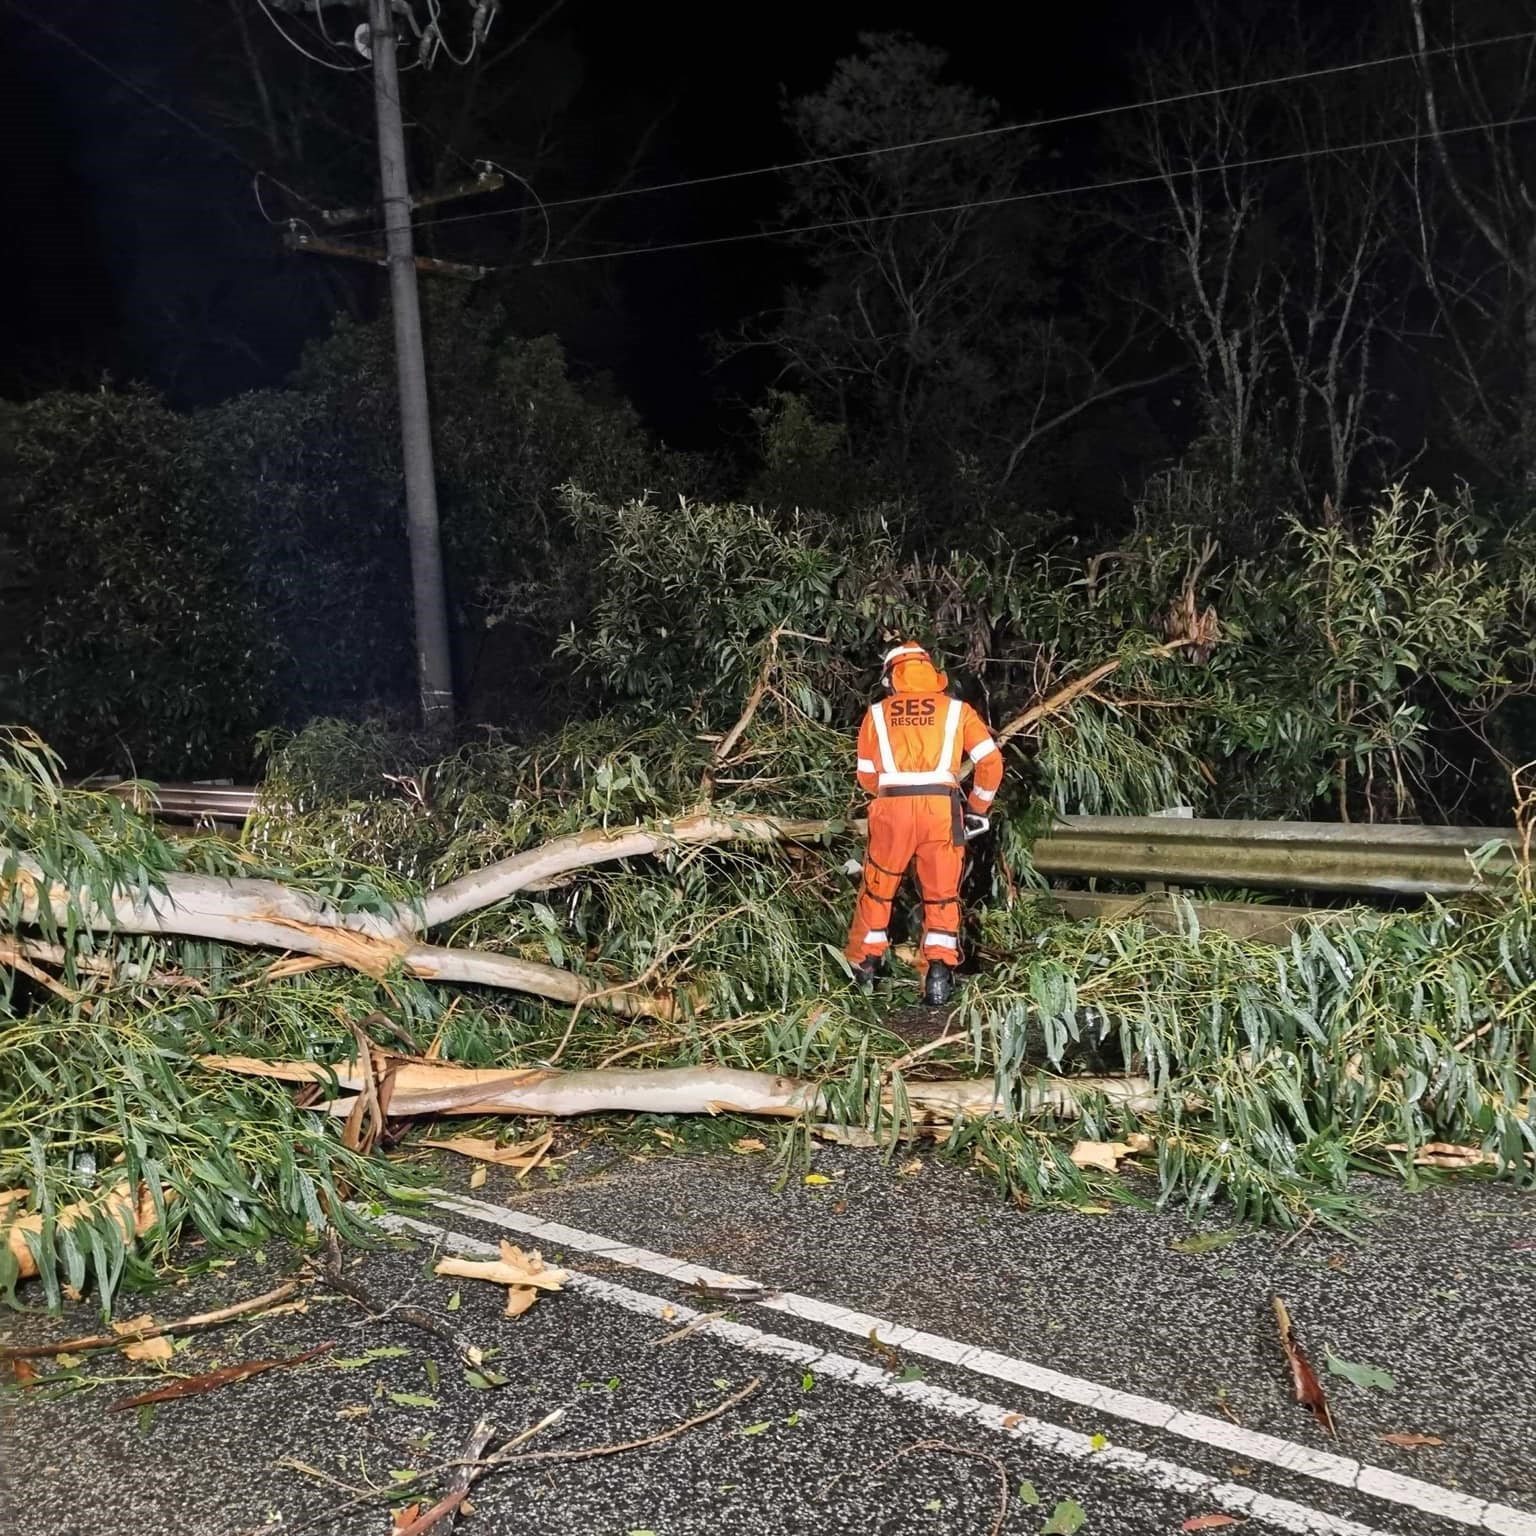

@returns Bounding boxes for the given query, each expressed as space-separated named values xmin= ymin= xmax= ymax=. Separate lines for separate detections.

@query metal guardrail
xmin=91 ymin=782 xmax=261 ymax=824
xmin=90 ymin=784 xmax=1520 ymax=896
xmin=1031 ymin=815 xmax=1516 ymax=895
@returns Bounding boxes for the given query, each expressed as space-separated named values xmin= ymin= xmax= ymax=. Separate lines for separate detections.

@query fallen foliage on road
xmin=1 ymin=714 xmax=1533 ymax=1308
xmin=6 ymin=494 xmax=1536 ymax=1306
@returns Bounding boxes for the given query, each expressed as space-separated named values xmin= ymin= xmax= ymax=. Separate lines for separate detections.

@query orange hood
xmin=889 ymin=654 xmax=948 ymax=693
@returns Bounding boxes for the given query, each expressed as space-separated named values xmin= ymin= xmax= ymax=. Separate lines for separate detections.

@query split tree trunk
xmin=3 ymin=813 xmax=845 ymax=1017
xmin=201 ymin=1053 xmax=1160 ymax=1122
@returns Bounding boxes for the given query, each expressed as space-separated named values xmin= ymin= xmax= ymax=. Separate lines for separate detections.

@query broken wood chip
xmin=4 ymin=1179 xmax=165 ymax=1283
xmin=1271 ymin=1297 xmax=1334 ymax=1435
xmin=866 ymin=1328 xmax=902 ymax=1371
xmin=1380 ymin=1432 xmax=1445 ymax=1449
xmin=108 ymin=1341 xmax=336 ymax=1410
xmin=503 ymin=1287 xmax=538 ymax=1318
xmin=433 ymin=1240 xmax=568 ymax=1318
xmin=685 ymin=1279 xmax=775 ymax=1303
xmin=119 ymin=1333 xmax=175 ymax=1364
xmin=1068 ymin=1134 xmax=1153 ymax=1174
xmin=112 ymin=1315 xmax=171 ymax=1361
xmin=1383 ymin=1141 xmax=1496 ymax=1170
xmin=421 ymin=1130 xmax=554 ymax=1178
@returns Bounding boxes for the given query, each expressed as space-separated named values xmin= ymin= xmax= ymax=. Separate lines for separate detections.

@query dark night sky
xmin=0 ymin=0 xmax=1198 ymax=438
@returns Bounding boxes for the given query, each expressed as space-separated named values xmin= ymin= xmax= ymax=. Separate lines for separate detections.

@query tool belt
xmin=876 ymin=784 xmax=966 ymax=846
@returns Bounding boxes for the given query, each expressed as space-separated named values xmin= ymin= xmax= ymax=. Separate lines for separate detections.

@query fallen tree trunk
xmin=419 ymin=813 xmax=841 ymax=930
xmin=200 ymin=1053 xmax=1159 ymax=1122
xmin=2 ymin=812 xmax=847 ymax=1017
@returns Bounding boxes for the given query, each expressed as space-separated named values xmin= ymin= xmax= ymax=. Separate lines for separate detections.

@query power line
xmin=5 ymin=0 xmax=323 ymax=213
xmin=253 ymin=0 xmax=369 ymax=71
xmin=485 ymin=110 xmax=1536 ymax=271
xmin=352 ymin=24 xmax=1536 ymax=244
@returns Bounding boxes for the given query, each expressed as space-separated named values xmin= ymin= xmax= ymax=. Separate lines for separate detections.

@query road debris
xmin=1069 ymin=1134 xmax=1152 ymax=1173
xmin=1271 ymin=1297 xmax=1335 ymax=1434
xmin=278 ymin=1380 xmax=760 ymax=1536
xmin=389 ymin=1417 xmax=496 ymax=1536
xmin=823 ymin=1438 xmax=1011 ymax=1536
xmin=1325 ymin=1351 xmax=1397 ymax=1392
xmin=685 ymin=1278 xmax=778 ymax=1304
xmin=420 ymin=1130 xmax=554 ymax=1179
xmin=1 ymin=1284 xmax=305 ymax=1364
xmin=109 ymin=1340 xmax=335 ymax=1410
xmin=318 ymin=1238 xmax=490 ymax=1369
xmin=433 ymin=1239 xmax=568 ymax=1317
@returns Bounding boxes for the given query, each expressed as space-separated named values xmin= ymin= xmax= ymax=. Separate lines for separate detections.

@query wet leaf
xmin=802 ymin=1373 xmax=815 ymax=1391
xmin=463 ymin=1369 xmax=508 ymax=1390
xmin=740 ymin=1420 xmax=772 ymax=1436
xmin=1043 ymin=1497 xmax=1086 ymax=1534
xmin=1380 ymin=1432 xmax=1444 ymax=1449
xmin=1171 ymin=1231 xmax=1239 ymax=1255
xmin=1326 ymin=1353 xmax=1396 ymax=1393
xmin=1090 ymin=1432 xmax=1108 ymax=1450
xmin=388 ymin=1392 xmax=440 ymax=1409
xmin=1182 ymin=1516 xmax=1242 ymax=1531
xmin=732 ymin=1138 xmax=766 ymax=1154
xmin=446 ymin=1291 xmax=461 ymax=1312
xmin=1018 ymin=1480 xmax=1041 ymax=1506
xmin=332 ymin=1346 xmax=412 ymax=1369
xmin=390 ymin=1505 xmax=421 ymax=1535
xmin=803 ymin=1173 xmax=830 ymax=1186
xmin=896 ymin=1364 xmax=925 ymax=1384
xmin=924 ymin=1498 xmax=943 ymax=1512
xmin=110 ymin=1342 xmax=335 ymax=1409
xmin=1074 ymin=1204 xmax=1112 ymax=1216
xmin=1272 ymin=1297 xmax=1334 ymax=1434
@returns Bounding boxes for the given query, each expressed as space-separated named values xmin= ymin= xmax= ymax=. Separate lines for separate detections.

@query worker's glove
xmin=963 ymin=813 xmax=991 ymax=842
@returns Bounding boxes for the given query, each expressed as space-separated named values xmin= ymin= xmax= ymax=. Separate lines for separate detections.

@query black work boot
xmin=923 ymin=961 xmax=955 ymax=1007
xmin=850 ymin=956 xmax=884 ymax=987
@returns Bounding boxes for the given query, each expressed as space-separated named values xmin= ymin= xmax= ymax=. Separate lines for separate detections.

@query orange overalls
xmin=844 ymin=653 xmax=1005 ymax=973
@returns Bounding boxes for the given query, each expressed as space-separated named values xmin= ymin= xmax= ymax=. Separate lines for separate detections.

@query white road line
xmin=431 ymin=1192 xmax=1536 ymax=1536
xmin=383 ymin=1212 xmax=1393 ymax=1536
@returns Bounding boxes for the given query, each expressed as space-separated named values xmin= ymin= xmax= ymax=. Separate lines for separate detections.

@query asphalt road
xmin=3 ymin=1142 xmax=1533 ymax=1536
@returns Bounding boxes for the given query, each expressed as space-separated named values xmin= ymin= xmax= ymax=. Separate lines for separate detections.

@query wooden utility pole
xmin=266 ymin=0 xmax=501 ymax=736
xmin=367 ymin=0 xmax=454 ymax=736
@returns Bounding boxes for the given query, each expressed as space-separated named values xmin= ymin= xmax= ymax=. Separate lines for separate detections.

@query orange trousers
xmin=845 ymin=793 xmax=964 ymax=972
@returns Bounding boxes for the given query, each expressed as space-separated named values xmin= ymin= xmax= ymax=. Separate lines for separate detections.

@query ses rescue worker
xmin=844 ymin=641 xmax=1004 ymax=1007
